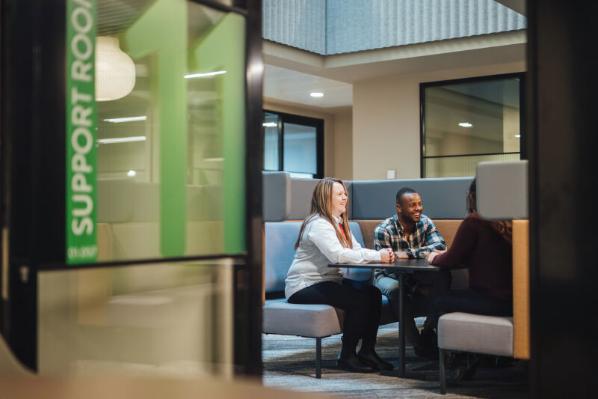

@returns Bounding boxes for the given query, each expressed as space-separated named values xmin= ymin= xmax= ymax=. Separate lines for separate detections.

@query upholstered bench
xmin=439 ymin=313 xmax=514 ymax=357
xmin=263 ymin=221 xmax=373 ymax=378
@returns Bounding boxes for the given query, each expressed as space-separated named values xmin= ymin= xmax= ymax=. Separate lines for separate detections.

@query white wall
xmin=352 ymin=61 xmax=525 ymax=179
xmin=331 ymin=107 xmax=353 ymax=180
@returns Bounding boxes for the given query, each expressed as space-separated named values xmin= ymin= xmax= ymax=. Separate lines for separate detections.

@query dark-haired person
xmin=373 ymin=187 xmax=450 ymax=357
xmin=286 ymin=178 xmax=395 ymax=372
xmin=426 ymin=178 xmax=513 ymax=333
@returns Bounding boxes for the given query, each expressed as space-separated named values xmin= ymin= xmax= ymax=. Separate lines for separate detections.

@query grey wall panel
xmin=477 ymin=160 xmax=527 ymax=219
xmin=263 ymin=172 xmax=290 ymax=222
xmin=351 ymin=177 xmax=473 ymax=220
xmin=262 ymin=0 xmax=326 ymax=54
xmin=287 ymin=178 xmax=320 ymax=220
xmin=263 ymin=0 xmax=526 ymax=55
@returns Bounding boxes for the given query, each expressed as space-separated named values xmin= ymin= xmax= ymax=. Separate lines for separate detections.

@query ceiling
xmin=263 ymin=30 xmax=526 ymax=109
xmin=264 ymin=65 xmax=352 ymax=109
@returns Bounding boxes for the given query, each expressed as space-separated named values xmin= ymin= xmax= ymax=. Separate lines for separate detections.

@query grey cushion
xmin=438 ymin=312 xmax=513 ymax=357
xmin=286 ymin=178 xmax=321 ymax=220
xmin=351 ymin=177 xmax=473 ymax=220
xmin=264 ymin=298 xmax=342 ymax=337
xmin=340 ymin=222 xmax=372 ymax=281
xmin=263 ymin=172 xmax=290 ymax=222
xmin=477 ymin=160 xmax=528 ymax=219
xmin=264 ymin=221 xmax=367 ymax=293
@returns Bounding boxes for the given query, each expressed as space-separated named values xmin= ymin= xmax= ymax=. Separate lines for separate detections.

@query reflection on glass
xmin=96 ymin=0 xmax=246 ymax=261
xmin=283 ymin=123 xmax=317 ymax=176
xmin=424 ymin=153 xmax=521 ymax=178
xmin=38 ymin=260 xmax=234 ymax=376
xmin=424 ymin=77 xmax=521 ymax=158
xmin=263 ymin=112 xmax=280 ymax=170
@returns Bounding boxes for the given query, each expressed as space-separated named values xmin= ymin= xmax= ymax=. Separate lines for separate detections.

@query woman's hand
xmin=426 ymin=250 xmax=445 ymax=263
xmin=379 ymin=248 xmax=395 ymax=263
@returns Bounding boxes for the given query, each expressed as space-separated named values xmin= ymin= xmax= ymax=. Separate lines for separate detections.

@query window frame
xmin=263 ymin=110 xmax=324 ymax=178
xmin=419 ymin=72 xmax=526 ymax=178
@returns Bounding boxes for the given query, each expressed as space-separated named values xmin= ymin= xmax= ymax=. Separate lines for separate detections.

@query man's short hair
xmin=396 ymin=187 xmax=418 ymax=205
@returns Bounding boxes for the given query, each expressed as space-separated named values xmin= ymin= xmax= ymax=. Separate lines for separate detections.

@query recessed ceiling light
xmin=98 ymin=136 xmax=146 ymax=144
xmin=514 ymin=134 xmax=521 ymax=138
xmin=310 ymin=92 xmax=324 ymax=98
xmin=184 ymin=70 xmax=227 ymax=79
xmin=104 ymin=116 xmax=147 ymax=123
xmin=458 ymin=122 xmax=473 ymax=128
xmin=127 ymin=170 xmax=137 ymax=177
xmin=262 ymin=122 xmax=277 ymax=127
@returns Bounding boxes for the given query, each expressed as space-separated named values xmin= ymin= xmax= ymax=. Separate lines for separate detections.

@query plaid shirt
xmin=374 ymin=214 xmax=446 ymax=279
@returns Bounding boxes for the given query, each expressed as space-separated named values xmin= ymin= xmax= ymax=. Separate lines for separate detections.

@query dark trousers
xmin=429 ymin=289 xmax=513 ymax=331
xmin=376 ymin=270 xmax=451 ymax=342
xmin=288 ymin=279 xmax=382 ymax=357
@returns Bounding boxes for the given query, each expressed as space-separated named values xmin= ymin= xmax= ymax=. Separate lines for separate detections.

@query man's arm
xmin=411 ymin=219 xmax=447 ymax=258
xmin=373 ymin=224 xmax=392 ymax=250
xmin=373 ymin=223 xmax=395 ymax=280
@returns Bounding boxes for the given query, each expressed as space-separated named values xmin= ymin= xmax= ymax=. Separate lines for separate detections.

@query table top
xmin=0 ymin=375 xmax=332 ymax=399
xmin=330 ymin=258 xmax=440 ymax=272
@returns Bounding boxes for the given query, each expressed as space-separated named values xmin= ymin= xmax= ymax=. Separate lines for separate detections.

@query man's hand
xmin=379 ymin=248 xmax=395 ymax=263
xmin=396 ymin=251 xmax=409 ymax=259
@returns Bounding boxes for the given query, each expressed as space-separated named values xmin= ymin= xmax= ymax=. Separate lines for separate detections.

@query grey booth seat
xmin=263 ymin=221 xmax=369 ymax=379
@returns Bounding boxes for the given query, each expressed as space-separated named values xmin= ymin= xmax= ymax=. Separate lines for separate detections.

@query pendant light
xmin=95 ymin=36 xmax=136 ymax=101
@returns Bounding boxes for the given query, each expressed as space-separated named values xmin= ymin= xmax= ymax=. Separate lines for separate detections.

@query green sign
xmin=66 ymin=0 xmax=97 ymax=264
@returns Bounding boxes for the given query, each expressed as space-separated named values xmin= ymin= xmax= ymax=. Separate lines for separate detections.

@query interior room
xmin=1 ymin=0 xmax=596 ymax=398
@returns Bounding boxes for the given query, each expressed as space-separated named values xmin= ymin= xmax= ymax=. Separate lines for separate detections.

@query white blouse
xmin=285 ymin=215 xmax=381 ymax=299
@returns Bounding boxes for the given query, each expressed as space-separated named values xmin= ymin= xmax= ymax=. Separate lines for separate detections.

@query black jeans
xmin=375 ymin=270 xmax=451 ymax=340
xmin=288 ymin=279 xmax=382 ymax=357
xmin=429 ymin=289 xmax=513 ymax=331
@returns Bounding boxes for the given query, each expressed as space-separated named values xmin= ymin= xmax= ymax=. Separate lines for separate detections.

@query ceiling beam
xmin=495 ymin=0 xmax=526 ymax=16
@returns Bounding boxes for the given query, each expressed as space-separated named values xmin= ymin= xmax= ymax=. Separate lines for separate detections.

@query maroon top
xmin=430 ymin=215 xmax=513 ymax=301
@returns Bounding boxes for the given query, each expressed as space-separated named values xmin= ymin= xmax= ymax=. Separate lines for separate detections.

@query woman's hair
xmin=295 ymin=177 xmax=353 ymax=249
xmin=467 ymin=179 xmax=512 ymax=243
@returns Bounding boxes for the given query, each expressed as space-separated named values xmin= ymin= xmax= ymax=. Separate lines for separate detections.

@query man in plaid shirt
xmin=374 ymin=187 xmax=451 ymax=357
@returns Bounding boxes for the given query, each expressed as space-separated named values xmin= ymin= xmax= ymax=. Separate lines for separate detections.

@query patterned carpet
xmin=263 ymin=323 xmax=528 ymax=398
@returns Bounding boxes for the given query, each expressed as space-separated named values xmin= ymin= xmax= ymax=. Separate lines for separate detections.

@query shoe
xmin=337 ymin=354 xmax=375 ymax=373
xmin=357 ymin=349 xmax=394 ymax=371
xmin=414 ymin=328 xmax=439 ymax=359
xmin=446 ymin=353 xmax=478 ymax=382
xmin=414 ymin=342 xmax=438 ymax=359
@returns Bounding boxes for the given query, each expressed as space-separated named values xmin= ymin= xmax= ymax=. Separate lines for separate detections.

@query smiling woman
xmin=285 ymin=178 xmax=395 ymax=372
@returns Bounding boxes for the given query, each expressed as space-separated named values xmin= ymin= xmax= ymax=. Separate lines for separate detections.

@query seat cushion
xmin=438 ymin=312 xmax=513 ymax=357
xmin=263 ymin=298 xmax=343 ymax=338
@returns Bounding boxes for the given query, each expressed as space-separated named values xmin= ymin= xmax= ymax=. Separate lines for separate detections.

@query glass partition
xmin=422 ymin=74 xmax=523 ymax=177
xmin=38 ymin=260 xmax=235 ymax=376
xmin=96 ymin=0 xmax=246 ymax=262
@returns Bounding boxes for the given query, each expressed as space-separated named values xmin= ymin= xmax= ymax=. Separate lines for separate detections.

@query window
xmin=263 ymin=111 xmax=324 ymax=178
xmin=421 ymin=73 xmax=525 ymax=177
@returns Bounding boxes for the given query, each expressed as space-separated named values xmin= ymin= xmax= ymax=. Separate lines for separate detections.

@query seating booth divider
xmin=437 ymin=160 xmax=529 ymax=394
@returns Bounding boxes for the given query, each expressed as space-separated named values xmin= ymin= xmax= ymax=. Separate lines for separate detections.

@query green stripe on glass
xmin=66 ymin=0 xmax=98 ymax=264
xmin=124 ymin=0 xmax=187 ymax=257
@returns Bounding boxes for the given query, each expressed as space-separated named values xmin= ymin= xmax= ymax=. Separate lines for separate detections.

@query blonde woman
xmin=285 ymin=178 xmax=395 ymax=372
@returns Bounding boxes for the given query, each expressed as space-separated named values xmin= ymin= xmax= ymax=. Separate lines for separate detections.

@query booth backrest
xmin=264 ymin=221 xmax=366 ymax=295
xmin=263 ymin=172 xmax=472 ymax=222
xmin=351 ymin=177 xmax=473 ymax=220
xmin=96 ymin=180 xmax=225 ymax=261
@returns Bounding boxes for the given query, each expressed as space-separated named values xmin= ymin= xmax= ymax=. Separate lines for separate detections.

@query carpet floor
xmin=263 ymin=323 xmax=528 ymax=398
